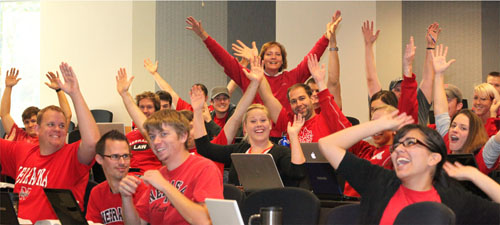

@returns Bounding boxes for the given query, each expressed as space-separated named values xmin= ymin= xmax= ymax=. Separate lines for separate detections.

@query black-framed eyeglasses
xmin=101 ymin=154 xmax=132 ymax=161
xmin=390 ymin=137 xmax=431 ymax=153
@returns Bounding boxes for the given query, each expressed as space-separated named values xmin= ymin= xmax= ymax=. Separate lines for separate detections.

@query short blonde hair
xmin=474 ymin=83 xmax=499 ymax=101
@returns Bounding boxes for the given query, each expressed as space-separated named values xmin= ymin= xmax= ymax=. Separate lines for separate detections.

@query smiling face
xmin=148 ymin=124 xmax=187 ymax=163
xmin=262 ymin=45 xmax=283 ymax=74
xmin=472 ymin=92 xmax=492 ymax=117
xmin=97 ymin=139 xmax=130 ymax=181
xmin=448 ymin=113 xmax=469 ymax=152
xmin=23 ymin=115 xmax=38 ymax=137
xmin=37 ymin=110 xmax=67 ymax=150
xmin=244 ymin=108 xmax=272 ymax=143
xmin=212 ymin=94 xmax=230 ymax=114
xmin=391 ymin=130 xmax=440 ymax=185
xmin=289 ymin=86 xmax=314 ymax=120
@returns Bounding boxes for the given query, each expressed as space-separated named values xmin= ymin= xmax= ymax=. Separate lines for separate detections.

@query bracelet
xmin=55 ymin=88 xmax=62 ymax=92
xmin=329 ymin=47 xmax=339 ymax=51
xmin=426 ymin=47 xmax=435 ymax=50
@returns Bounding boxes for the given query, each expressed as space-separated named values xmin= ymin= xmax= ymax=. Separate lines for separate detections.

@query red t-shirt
xmin=176 ymin=97 xmax=194 ymax=111
xmin=126 ymin=130 xmax=162 ymax=175
xmin=213 ymin=112 xmax=229 ymax=128
xmin=136 ymin=155 xmax=223 ymax=225
xmin=0 ymin=139 xmax=93 ymax=223
xmin=86 ymin=180 xmax=149 ymax=225
xmin=203 ymin=35 xmax=329 ymax=113
xmin=274 ymin=89 xmax=351 ymax=142
xmin=6 ymin=123 xmax=38 ymax=144
xmin=379 ymin=185 xmax=441 ymax=225
xmin=344 ymin=143 xmax=392 ymax=197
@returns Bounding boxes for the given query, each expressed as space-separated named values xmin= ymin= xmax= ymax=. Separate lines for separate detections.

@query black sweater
xmin=338 ymin=152 xmax=500 ymax=224
xmin=195 ymin=135 xmax=306 ymax=186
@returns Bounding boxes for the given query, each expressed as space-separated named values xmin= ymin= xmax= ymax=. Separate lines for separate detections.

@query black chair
xmin=68 ymin=130 xmax=81 ymax=144
xmin=325 ymin=203 xmax=360 ymax=225
xmin=394 ymin=201 xmax=456 ymax=225
xmin=346 ymin=116 xmax=360 ymax=126
xmin=223 ymin=184 xmax=246 ymax=208
xmin=83 ymin=179 xmax=99 ymax=216
xmin=68 ymin=121 xmax=76 ymax=133
xmin=90 ymin=109 xmax=113 ymax=123
xmin=241 ymin=187 xmax=320 ymax=225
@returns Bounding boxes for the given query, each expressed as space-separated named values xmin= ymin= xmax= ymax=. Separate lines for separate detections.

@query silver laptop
xmin=97 ymin=123 xmax=125 ymax=136
xmin=206 ymin=198 xmax=244 ymax=225
xmin=230 ymin=153 xmax=284 ymax=192
xmin=301 ymin=143 xmax=328 ymax=163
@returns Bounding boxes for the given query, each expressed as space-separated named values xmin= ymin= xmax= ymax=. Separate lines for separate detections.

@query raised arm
xmin=326 ymin=11 xmax=342 ymax=109
xmin=257 ymin=72 xmax=282 ymax=123
xmin=432 ymin=45 xmax=456 ymax=117
xmin=421 ymin=22 xmax=442 ymax=103
xmin=232 ymin=40 xmax=258 ymax=64
xmin=319 ymin=111 xmax=413 ymax=169
xmin=192 ymin=86 xmax=209 ymax=139
xmin=362 ymin=21 xmax=382 ymax=97
xmin=57 ymin=62 xmax=100 ymax=165
xmin=444 ymin=161 xmax=500 ymax=203
xmin=399 ymin=36 xmax=419 ymax=123
xmin=116 ymin=68 xmax=148 ymax=135
xmin=287 ymin=114 xmax=306 ymax=164
xmin=0 ymin=68 xmax=20 ymax=133
xmin=308 ymin=54 xmax=327 ymax=92
xmin=144 ymin=58 xmax=180 ymax=107
xmin=45 ymin=71 xmax=72 ymax=126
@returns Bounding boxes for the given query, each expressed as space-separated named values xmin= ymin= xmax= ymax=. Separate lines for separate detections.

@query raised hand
xmin=491 ymin=99 xmax=500 ymax=117
xmin=144 ymin=58 xmax=158 ymax=75
xmin=44 ymin=71 xmax=62 ymax=90
xmin=287 ymin=114 xmax=305 ymax=137
xmin=426 ymin=22 xmax=441 ymax=48
xmin=57 ymin=62 xmax=81 ymax=96
xmin=403 ymin=36 xmax=416 ymax=77
xmin=243 ymin=55 xmax=264 ymax=83
xmin=116 ymin=68 xmax=135 ymax=96
xmin=186 ymin=16 xmax=208 ymax=40
xmin=119 ymin=175 xmax=141 ymax=197
xmin=5 ymin=68 xmax=20 ymax=87
xmin=190 ymin=85 xmax=205 ymax=112
xmin=232 ymin=40 xmax=258 ymax=61
xmin=431 ymin=44 xmax=456 ymax=75
xmin=326 ymin=10 xmax=342 ymax=40
xmin=377 ymin=110 xmax=414 ymax=131
xmin=361 ymin=20 xmax=380 ymax=46
xmin=307 ymin=54 xmax=326 ymax=87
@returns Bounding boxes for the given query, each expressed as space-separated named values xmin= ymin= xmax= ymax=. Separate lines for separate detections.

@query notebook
xmin=43 ymin=188 xmax=88 ymax=225
xmin=206 ymin=198 xmax=244 ymax=225
xmin=230 ymin=153 xmax=284 ymax=192
xmin=301 ymin=143 xmax=328 ymax=163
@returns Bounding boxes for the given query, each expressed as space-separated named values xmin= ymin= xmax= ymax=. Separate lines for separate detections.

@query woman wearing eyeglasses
xmin=318 ymin=111 xmax=500 ymax=224
xmin=432 ymin=45 xmax=500 ymax=175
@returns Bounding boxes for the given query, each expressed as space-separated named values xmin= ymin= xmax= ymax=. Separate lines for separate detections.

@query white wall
xmin=277 ymin=1 xmax=377 ymax=122
xmin=40 ymin=1 xmax=155 ymax=125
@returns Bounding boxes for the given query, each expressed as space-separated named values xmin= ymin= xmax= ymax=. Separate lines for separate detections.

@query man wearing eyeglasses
xmin=86 ymin=130 xmax=148 ymax=225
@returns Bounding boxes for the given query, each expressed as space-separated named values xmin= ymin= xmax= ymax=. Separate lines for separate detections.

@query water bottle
xmin=278 ymin=134 xmax=290 ymax=147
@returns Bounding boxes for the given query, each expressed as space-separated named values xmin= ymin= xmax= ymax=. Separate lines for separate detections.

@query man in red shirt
xmin=86 ymin=130 xmax=148 ymax=225
xmin=1 ymin=68 xmax=72 ymax=144
xmin=0 ymin=62 xmax=100 ymax=223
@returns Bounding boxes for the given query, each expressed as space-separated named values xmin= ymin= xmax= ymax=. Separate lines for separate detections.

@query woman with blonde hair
xmin=472 ymin=83 xmax=500 ymax=136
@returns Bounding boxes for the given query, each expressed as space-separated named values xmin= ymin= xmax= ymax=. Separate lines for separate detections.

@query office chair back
xmin=325 ymin=203 xmax=360 ymax=225
xmin=90 ymin=109 xmax=113 ymax=123
xmin=394 ymin=201 xmax=455 ymax=225
xmin=223 ymin=184 xmax=246 ymax=209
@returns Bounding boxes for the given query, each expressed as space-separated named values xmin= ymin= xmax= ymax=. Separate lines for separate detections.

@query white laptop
xmin=205 ymin=198 xmax=244 ymax=225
